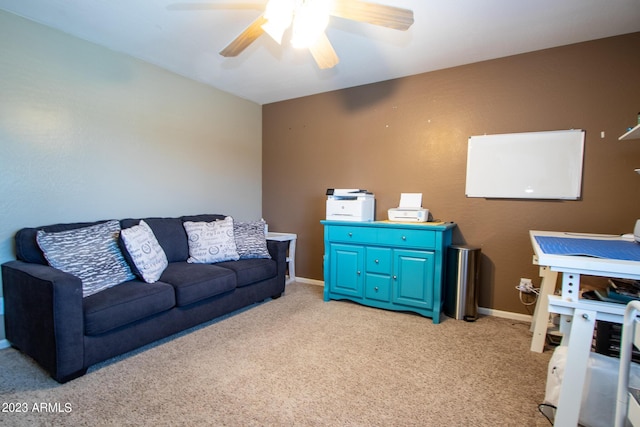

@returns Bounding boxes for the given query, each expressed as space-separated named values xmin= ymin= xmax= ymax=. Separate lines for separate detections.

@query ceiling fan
xmin=170 ymin=1 xmax=414 ymax=69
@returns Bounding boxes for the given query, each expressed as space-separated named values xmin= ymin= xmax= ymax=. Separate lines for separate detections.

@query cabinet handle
xmin=374 ymin=287 xmax=379 ymax=292
xmin=375 ymin=259 xmax=379 ymax=264
xmin=401 ymin=236 xmax=406 ymax=241
xmin=357 ymin=271 xmax=361 ymax=275
xmin=393 ymin=275 xmax=397 ymax=280
xmin=348 ymin=232 xmax=353 ymax=237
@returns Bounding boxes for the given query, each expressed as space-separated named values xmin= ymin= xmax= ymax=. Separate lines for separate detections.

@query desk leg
xmin=530 ymin=266 xmax=558 ymax=352
xmin=554 ymin=308 xmax=597 ymax=427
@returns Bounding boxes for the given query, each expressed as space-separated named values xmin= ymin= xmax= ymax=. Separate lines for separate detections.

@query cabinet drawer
xmin=378 ymin=228 xmax=436 ymax=248
xmin=365 ymin=274 xmax=392 ymax=302
xmin=328 ymin=226 xmax=378 ymax=244
xmin=366 ymin=247 xmax=392 ymax=274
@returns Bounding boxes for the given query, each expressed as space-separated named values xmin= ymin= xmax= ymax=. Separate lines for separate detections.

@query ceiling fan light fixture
xmin=291 ymin=0 xmax=330 ymax=49
xmin=262 ymin=0 xmax=294 ymax=44
xmin=215 ymin=0 xmax=413 ymax=69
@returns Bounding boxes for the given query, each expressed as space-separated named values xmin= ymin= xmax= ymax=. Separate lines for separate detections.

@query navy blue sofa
xmin=1 ymin=214 xmax=287 ymax=383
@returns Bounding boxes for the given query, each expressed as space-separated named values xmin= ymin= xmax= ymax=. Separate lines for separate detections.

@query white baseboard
xmin=295 ymin=277 xmax=533 ymax=323
xmin=478 ymin=307 xmax=533 ymax=323
xmin=294 ymin=277 xmax=324 ymax=286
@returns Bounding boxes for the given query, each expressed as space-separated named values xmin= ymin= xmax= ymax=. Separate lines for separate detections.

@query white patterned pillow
xmin=120 ymin=220 xmax=168 ymax=283
xmin=234 ymin=220 xmax=271 ymax=259
xmin=183 ymin=216 xmax=240 ymax=264
xmin=36 ymin=220 xmax=135 ymax=297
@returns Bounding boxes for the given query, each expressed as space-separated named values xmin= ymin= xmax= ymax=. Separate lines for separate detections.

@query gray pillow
xmin=183 ymin=216 xmax=240 ymax=263
xmin=120 ymin=220 xmax=168 ymax=283
xmin=234 ymin=220 xmax=271 ymax=259
xmin=36 ymin=220 xmax=135 ymax=297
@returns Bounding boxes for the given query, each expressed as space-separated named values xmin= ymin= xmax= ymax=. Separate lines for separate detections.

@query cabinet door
xmin=392 ymin=249 xmax=435 ymax=310
xmin=329 ymin=244 xmax=364 ymax=298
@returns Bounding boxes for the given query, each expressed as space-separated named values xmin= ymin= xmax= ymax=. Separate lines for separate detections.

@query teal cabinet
xmin=322 ymin=220 xmax=455 ymax=323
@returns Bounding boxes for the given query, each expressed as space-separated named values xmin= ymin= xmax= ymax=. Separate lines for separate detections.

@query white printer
xmin=388 ymin=193 xmax=430 ymax=222
xmin=326 ymin=189 xmax=375 ymax=222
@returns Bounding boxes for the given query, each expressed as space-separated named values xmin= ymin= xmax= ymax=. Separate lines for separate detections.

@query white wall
xmin=0 ymin=11 xmax=263 ymax=341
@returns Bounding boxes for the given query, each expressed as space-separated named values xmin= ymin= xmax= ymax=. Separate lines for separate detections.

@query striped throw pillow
xmin=233 ymin=220 xmax=271 ymax=259
xmin=36 ymin=220 xmax=135 ymax=297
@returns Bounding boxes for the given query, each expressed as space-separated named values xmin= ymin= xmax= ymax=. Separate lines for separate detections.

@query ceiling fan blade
xmin=330 ymin=0 xmax=414 ymax=31
xmin=308 ymin=32 xmax=339 ymax=69
xmin=219 ymin=15 xmax=267 ymax=57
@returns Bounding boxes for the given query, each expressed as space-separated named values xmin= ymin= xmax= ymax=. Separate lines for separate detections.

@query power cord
xmin=518 ymin=290 xmax=537 ymax=306
xmin=538 ymin=403 xmax=556 ymax=425
xmin=515 ymin=278 xmax=539 ymax=306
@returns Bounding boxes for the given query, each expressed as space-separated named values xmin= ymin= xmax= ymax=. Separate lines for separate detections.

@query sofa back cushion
xmin=180 ymin=214 xmax=227 ymax=223
xmin=120 ymin=217 xmax=189 ymax=263
xmin=119 ymin=215 xmax=225 ymax=263
xmin=16 ymin=221 xmax=108 ymax=265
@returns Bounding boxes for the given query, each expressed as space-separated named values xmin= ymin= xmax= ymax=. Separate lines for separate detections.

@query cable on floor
xmin=537 ymin=403 xmax=556 ymax=425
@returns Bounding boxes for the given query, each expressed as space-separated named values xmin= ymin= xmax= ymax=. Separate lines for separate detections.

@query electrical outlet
xmin=516 ymin=278 xmax=535 ymax=293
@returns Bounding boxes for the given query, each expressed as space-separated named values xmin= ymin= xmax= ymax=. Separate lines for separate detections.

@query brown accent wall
xmin=263 ymin=33 xmax=640 ymax=315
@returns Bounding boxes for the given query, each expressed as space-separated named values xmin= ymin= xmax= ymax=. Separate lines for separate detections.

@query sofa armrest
xmin=2 ymin=261 xmax=86 ymax=382
xmin=267 ymin=240 xmax=288 ymax=285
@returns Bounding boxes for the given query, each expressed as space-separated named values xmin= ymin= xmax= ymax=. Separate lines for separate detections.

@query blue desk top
xmin=535 ymin=236 xmax=640 ymax=262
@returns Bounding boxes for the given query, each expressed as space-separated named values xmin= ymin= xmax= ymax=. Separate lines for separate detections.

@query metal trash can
xmin=444 ymin=245 xmax=481 ymax=321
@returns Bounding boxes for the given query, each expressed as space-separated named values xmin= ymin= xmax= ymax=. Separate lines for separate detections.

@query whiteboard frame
xmin=465 ymin=129 xmax=585 ymax=200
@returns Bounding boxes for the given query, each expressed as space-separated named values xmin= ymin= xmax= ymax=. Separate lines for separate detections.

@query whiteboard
xmin=465 ymin=130 xmax=585 ymax=199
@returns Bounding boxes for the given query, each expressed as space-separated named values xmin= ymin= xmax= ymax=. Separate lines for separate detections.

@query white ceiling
xmin=1 ymin=0 xmax=639 ymax=105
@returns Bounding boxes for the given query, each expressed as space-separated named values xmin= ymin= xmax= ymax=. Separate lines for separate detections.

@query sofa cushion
xmin=120 ymin=217 xmax=189 ymax=263
xmin=15 ymin=220 xmax=107 ymax=265
xmin=83 ymin=280 xmax=176 ymax=336
xmin=216 ymin=258 xmax=277 ymax=288
xmin=36 ymin=220 xmax=135 ymax=297
xmin=181 ymin=214 xmax=226 ymax=223
xmin=233 ymin=220 xmax=271 ymax=260
xmin=120 ymin=220 xmax=168 ymax=283
xmin=183 ymin=217 xmax=240 ymax=263
xmin=160 ymin=262 xmax=236 ymax=307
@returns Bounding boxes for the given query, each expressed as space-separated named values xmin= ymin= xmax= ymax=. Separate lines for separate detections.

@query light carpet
xmin=0 ymin=283 xmax=552 ymax=426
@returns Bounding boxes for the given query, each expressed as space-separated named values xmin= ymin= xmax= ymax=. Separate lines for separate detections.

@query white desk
xmin=616 ymin=301 xmax=640 ymax=427
xmin=266 ymin=232 xmax=297 ymax=284
xmin=530 ymin=230 xmax=640 ymax=427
